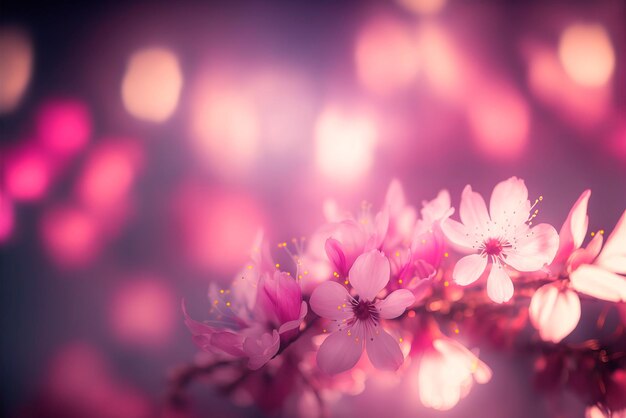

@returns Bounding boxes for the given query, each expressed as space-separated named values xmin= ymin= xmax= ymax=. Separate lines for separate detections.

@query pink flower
xmin=411 ymin=336 xmax=492 ymax=410
xmin=184 ymin=238 xmax=307 ymax=370
xmin=529 ymin=190 xmax=626 ymax=342
xmin=309 ymin=250 xmax=415 ymax=374
xmin=442 ymin=177 xmax=559 ymax=303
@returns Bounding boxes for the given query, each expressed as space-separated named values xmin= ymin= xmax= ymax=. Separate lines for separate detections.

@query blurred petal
xmin=278 ymin=301 xmax=308 ymax=334
xmin=486 ymin=264 xmax=514 ymax=303
xmin=489 ymin=176 xmax=530 ymax=226
xmin=595 ymin=210 xmax=626 ymax=274
xmin=570 ymin=265 xmax=626 ymax=302
xmin=366 ymin=329 xmax=403 ymax=370
xmin=376 ymin=289 xmax=415 ymax=319
xmin=325 ymin=238 xmax=347 ymax=276
xmin=555 ymin=190 xmax=591 ymax=265
xmin=529 ymin=284 xmax=581 ymax=343
xmin=317 ymin=329 xmax=363 ymax=375
xmin=349 ymin=250 xmax=390 ymax=300
xmin=244 ymin=330 xmax=280 ymax=370
xmin=453 ymin=254 xmax=487 ymax=285
xmin=459 ymin=185 xmax=489 ymax=230
xmin=310 ymin=281 xmax=352 ymax=320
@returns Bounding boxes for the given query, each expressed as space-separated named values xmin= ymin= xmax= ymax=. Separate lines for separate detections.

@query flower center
xmin=351 ymin=299 xmax=378 ymax=322
xmin=483 ymin=238 xmax=503 ymax=256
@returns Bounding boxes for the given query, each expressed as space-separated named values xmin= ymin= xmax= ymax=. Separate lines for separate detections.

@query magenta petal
xmin=459 ymin=185 xmax=489 ymax=230
xmin=244 ymin=330 xmax=280 ymax=370
xmin=366 ymin=329 xmax=404 ymax=371
xmin=278 ymin=301 xmax=308 ymax=334
xmin=486 ymin=264 xmax=514 ymax=303
xmin=349 ymin=250 xmax=390 ymax=301
xmin=453 ymin=254 xmax=487 ymax=286
xmin=376 ymin=289 xmax=415 ymax=319
xmin=210 ymin=332 xmax=247 ymax=357
xmin=310 ymin=281 xmax=353 ymax=320
xmin=317 ymin=330 xmax=363 ymax=375
xmin=325 ymin=237 xmax=348 ymax=276
xmin=554 ymin=190 xmax=591 ymax=266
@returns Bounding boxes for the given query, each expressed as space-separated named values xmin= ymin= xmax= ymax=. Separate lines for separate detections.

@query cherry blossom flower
xmin=184 ymin=238 xmax=307 ymax=370
xmin=309 ymin=250 xmax=415 ymax=374
xmin=529 ymin=190 xmax=626 ymax=342
xmin=442 ymin=177 xmax=559 ymax=303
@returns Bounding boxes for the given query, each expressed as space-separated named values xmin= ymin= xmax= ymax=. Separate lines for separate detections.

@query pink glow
xmin=314 ymin=105 xmax=377 ymax=185
xmin=121 ymin=47 xmax=183 ymax=122
xmin=176 ymin=185 xmax=265 ymax=275
xmin=396 ymin=0 xmax=447 ymax=15
xmin=0 ymin=28 xmax=33 ymax=113
xmin=355 ymin=18 xmax=420 ymax=95
xmin=41 ymin=205 xmax=100 ymax=268
xmin=4 ymin=146 xmax=51 ymax=201
xmin=36 ymin=99 xmax=92 ymax=156
xmin=467 ymin=82 xmax=530 ymax=159
xmin=190 ymin=74 xmax=260 ymax=179
xmin=0 ymin=191 xmax=14 ymax=242
xmin=527 ymin=45 xmax=610 ymax=129
xmin=417 ymin=24 xmax=467 ymax=104
xmin=110 ymin=277 xmax=176 ymax=347
xmin=559 ymin=23 xmax=615 ymax=88
xmin=77 ymin=140 xmax=140 ymax=212
xmin=46 ymin=342 xmax=151 ymax=418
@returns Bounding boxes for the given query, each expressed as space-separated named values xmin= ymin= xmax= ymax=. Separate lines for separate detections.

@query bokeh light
xmin=109 ymin=277 xmax=176 ymax=347
xmin=36 ymin=99 xmax=92 ymax=156
xmin=0 ymin=191 xmax=14 ymax=242
xmin=3 ymin=146 xmax=51 ymax=201
xmin=176 ymin=185 xmax=265 ymax=276
xmin=314 ymin=105 xmax=378 ymax=185
xmin=41 ymin=205 xmax=100 ymax=268
xmin=121 ymin=47 xmax=183 ymax=122
xmin=467 ymin=81 xmax=530 ymax=159
xmin=45 ymin=342 xmax=152 ymax=418
xmin=0 ymin=27 xmax=33 ymax=114
xmin=190 ymin=73 xmax=260 ymax=179
xmin=558 ymin=23 xmax=615 ymax=88
xmin=355 ymin=17 xmax=420 ymax=95
xmin=77 ymin=139 xmax=141 ymax=212
xmin=396 ymin=0 xmax=447 ymax=15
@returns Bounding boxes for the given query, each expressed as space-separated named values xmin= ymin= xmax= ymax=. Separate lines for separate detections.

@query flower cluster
xmin=179 ymin=177 xmax=626 ymax=417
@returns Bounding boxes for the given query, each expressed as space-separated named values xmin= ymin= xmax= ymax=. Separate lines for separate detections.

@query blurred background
xmin=0 ymin=0 xmax=624 ymax=417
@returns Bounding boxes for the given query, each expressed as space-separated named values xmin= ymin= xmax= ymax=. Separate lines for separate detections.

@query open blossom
xmin=310 ymin=250 xmax=415 ymax=374
xmin=184 ymin=239 xmax=307 ymax=370
xmin=442 ymin=177 xmax=559 ymax=303
xmin=530 ymin=190 xmax=626 ymax=342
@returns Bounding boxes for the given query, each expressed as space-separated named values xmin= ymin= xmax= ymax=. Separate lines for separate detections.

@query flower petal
xmin=529 ymin=284 xmax=581 ymax=343
xmin=570 ymin=264 xmax=626 ymax=302
xmin=433 ymin=337 xmax=492 ymax=384
xmin=505 ymin=223 xmax=559 ymax=271
xmin=244 ymin=330 xmax=280 ymax=370
xmin=459 ymin=185 xmax=490 ymax=230
xmin=453 ymin=254 xmax=487 ymax=286
xmin=210 ymin=332 xmax=247 ymax=357
xmin=595 ymin=210 xmax=626 ymax=275
xmin=348 ymin=249 xmax=390 ymax=301
xmin=325 ymin=238 xmax=347 ymax=277
xmin=309 ymin=281 xmax=352 ymax=320
xmin=441 ymin=218 xmax=473 ymax=252
xmin=489 ymin=176 xmax=530 ymax=226
xmin=555 ymin=190 xmax=591 ymax=265
xmin=366 ymin=328 xmax=404 ymax=371
xmin=317 ymin=329 xmax=363 ymax=375
xmin=376 ymin=289 xmax=415 ymax=319
xmin=278 ymin=301 xmax=308 ymax=334
xmin=486 ymin=264 xmax=514 ymax=303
